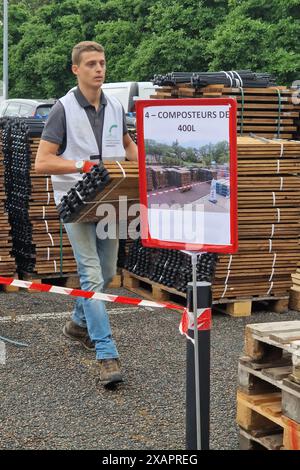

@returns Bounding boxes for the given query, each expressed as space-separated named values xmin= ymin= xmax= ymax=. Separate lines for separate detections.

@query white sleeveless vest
xmin=51 ymin=91 xmax=125 ymax=205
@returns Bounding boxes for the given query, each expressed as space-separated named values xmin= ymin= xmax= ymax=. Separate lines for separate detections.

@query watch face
xmin=76 ymin=161 xmax=83 ymax=170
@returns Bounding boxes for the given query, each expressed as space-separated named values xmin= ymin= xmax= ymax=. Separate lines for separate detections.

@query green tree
xmin=9 ymin=0 xmax=50 ymax=9
xmin=0 ymin=0 xmax=298 ymax=98
xmin=8 ymin=0 xmax=87 ymax=98
xmin=208 ymin=0 xmax=300 ymax=84
xmin=129 ymin=0 xmax=228 ymax=80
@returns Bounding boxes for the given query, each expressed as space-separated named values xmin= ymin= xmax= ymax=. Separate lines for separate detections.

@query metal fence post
xmin=186 ymin=280 xmax=212 ymax=450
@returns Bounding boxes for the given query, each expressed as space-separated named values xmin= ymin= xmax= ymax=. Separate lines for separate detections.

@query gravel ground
xmin=0 ymin=288 xmax=299 ymax=450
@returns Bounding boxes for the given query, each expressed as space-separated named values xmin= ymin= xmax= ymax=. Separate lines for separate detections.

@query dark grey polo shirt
xmin=41 ymin=87 xmax=128 ymax=156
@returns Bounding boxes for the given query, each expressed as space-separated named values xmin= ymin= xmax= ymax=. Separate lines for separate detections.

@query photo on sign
xmin=136 ymin=100 xmax=237 ymax=252
xmin=145 ymin=138 xmax=229 ymax=214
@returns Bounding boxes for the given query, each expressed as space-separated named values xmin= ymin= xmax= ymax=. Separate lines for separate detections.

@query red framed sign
xmin=136 ymin=98 xmax=238 ymax=253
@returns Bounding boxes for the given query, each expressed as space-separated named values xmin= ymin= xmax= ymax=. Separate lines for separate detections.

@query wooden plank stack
xmin=168 ymin=168 xmax=191 ymax=187
xmin=146 ymin=167 xmax=153 ymax=191
xmin=213 ymin=137 xmax=300 ymax=301
xmin=123 ymin=86 xmax=300 ymax=313
xmin=151 ymin=166 xmax=168 ymax=189
xmin=144 ymin=80 xmax=300 ymax=309
xmin=146 ymin=166 xmax=213 ymax=190
xmin=289 ymin=267 xmax=300 ymax=311
xmin=151 ymin=84 xmax=300 ymax=140
xmin=2 ymin=117 xmax=77 ymax=278
xmin=237 ymin=321 xmax=300 ymax=450
xmin=1 ymin=117 xmax=135 ymax=285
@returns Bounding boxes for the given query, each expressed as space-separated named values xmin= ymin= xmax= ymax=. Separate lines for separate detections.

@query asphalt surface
xmin=0 ymin=287 xmax=299 ymax=450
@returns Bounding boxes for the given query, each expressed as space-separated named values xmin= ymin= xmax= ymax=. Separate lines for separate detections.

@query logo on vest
xmin=105 ymin=124 xmax=120 ymax=147
xmin=108 ymin=124 xmax=118 ymax=137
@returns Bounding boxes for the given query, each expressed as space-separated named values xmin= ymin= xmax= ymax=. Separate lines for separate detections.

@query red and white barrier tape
xmin=149 ymin=180 xmax=211 ymax=197
xmin=0 ymin=276 xmax=185 ymax=313
xmin=0 ymin=277 xmax=211 ymax=340
xmin=179 ymin=308 xmax=212 ymax=344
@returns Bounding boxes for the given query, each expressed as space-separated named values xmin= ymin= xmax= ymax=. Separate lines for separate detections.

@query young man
xmin=35 ymin=41 xmax=138 ymax=387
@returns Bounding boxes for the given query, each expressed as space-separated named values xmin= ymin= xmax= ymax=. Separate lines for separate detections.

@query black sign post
xmin=185 ymin=254 xmax=212 ymax=450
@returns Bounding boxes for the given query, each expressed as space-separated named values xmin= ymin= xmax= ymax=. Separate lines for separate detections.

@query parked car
xmin=0 ymin=99 xmax=55 ymax=119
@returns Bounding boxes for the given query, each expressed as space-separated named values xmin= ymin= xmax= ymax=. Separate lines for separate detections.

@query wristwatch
xmin=75 ymin=160 xmax=84 ymax=173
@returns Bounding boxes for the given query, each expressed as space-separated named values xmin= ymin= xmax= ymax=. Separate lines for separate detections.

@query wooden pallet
xmin=237 ymin=390 xmax=300 ymax=450
xmin=123 ymin=269 xmax=186 ymax=306
xmin=0 ymin=275 xmax=19 ymax=293
xmin=237 ymin=321 xmax=300 ymax=450
xmin=238 ymin=427 xmax=283 ymax=450
xmin=214 ymin=296 xmax=289 ymax=317
xmin=19 ymin=272 xmax=122 ymax=291
xmin=238 ymin=358 xmax=300 ymax=419
xmin=289 ymin=288 xmax=300 ymax=311
xmin=290 ymin=268 xmax=300 ymax=312
xmin=244 ymin=321 xmax=300 ymax=363
xmin=123 ymin=269 xmax=289 ymax=315
xmin=237 ymin=320 xmax=300 ymax=450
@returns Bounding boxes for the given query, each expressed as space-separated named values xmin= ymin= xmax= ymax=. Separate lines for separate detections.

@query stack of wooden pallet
xmin=151 ymin=84 xmax=300 ymax=140
xmin=213 ymin=137 xmax=300 ymax=310
xmin=147 ymin=166 xmax=214 ymax=192
xmin=0 ymin=118 xmax=125 ymax=288
xmin=0 ymin=127 xmax=17 ymax=277
xmin=289 ymin=268 xmax=300 ymax=311
xmin=151 ymin=166 xmax=168 ymax=189
xmin=170 ymin=168 xmax=191 ymax=187
xmin=1 ymin=118 xmax=77 ymax=280
xmin=237 ymin=321 xmax=300 ymax=450
xmin=123 ymin=133 xmax=300 ymax=314
xmin=130 ymin=85 xmax=300 ymax=315
xmin=29 ymin=137 xmax=78 ymax=276
xmin=146 ymin=167 xmax=153 ymax=191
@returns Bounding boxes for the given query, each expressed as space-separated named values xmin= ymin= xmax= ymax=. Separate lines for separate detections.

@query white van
xmin=136 ymin=82 xmax=157 ymax=101
xmin=101 ymin=82 xmax=138 ymax=113
xmin=102 ymin=81 xmax=157 ymax=113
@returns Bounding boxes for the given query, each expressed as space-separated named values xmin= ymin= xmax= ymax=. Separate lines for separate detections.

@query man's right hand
xmin=82 ymin=161 xmax=98 ymax=173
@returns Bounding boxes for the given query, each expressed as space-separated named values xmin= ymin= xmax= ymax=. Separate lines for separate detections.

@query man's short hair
xmin=72 ymin=41 xmax=105 ymax=65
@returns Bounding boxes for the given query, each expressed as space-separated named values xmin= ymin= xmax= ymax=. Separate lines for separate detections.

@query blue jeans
xmin=64 ymin=222 xmax=119 ymax=360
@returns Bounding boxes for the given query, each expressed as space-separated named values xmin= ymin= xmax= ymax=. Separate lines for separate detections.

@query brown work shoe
xmin=62 ymin=320 xmax=95 ymax=351
xmin=97 ymin=358 xmax=123 ymax=386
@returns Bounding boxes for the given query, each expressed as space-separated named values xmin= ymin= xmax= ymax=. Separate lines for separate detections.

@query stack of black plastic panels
xmin=152 ymin=70 xmax=276 ymax=88
xmin=2 ymin=118 xmax=46 ymax=273
xmin=124 ymin=238 xmax=218 ymax=292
